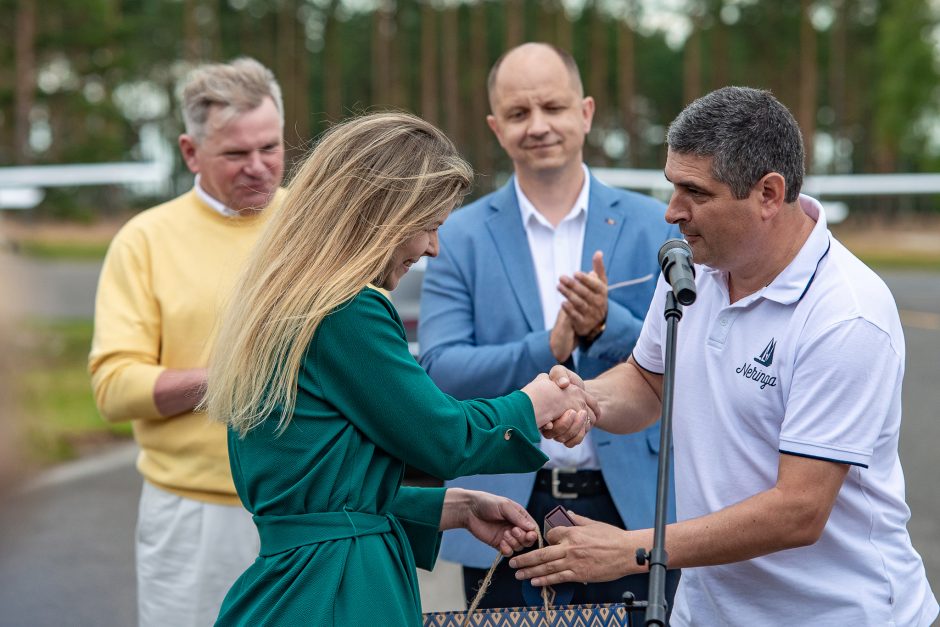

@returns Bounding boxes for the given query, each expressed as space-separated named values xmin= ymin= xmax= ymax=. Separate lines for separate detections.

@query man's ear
xmin=757 ymin=172 xmax=786 ymax=220
xmin=486 ymin=115 xmax=504 ymax=147
xmin=178 ymin=135 xmax=200 ymax=174
xmin=581 ymin=96 xmax=595 ymax=134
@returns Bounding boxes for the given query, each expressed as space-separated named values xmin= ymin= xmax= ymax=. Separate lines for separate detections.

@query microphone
xmin=658 ymin=239 xmax=696 ymax=305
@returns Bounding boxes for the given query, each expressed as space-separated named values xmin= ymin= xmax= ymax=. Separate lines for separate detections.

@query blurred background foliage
xmin=2 ymin=0 xmax=940 ymax=219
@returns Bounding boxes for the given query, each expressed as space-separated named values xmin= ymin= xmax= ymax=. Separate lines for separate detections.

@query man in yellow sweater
xmin=89 ymin=57 xmax=285 ymax=627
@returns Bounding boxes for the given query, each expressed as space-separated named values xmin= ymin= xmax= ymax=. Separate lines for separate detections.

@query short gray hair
xmin=666 ymin=86 xmax=804 ymax=203
xmin=180 ymin=57 xmax=284 ymax=143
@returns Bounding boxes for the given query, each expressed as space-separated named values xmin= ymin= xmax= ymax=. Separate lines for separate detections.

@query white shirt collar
xmin=515 ymin=163 xmax=590 ymax=229
xmin=194 ymin=175 xmax=242 ymax=218
xmin=701 ymin=193 xmax=832 ymax=305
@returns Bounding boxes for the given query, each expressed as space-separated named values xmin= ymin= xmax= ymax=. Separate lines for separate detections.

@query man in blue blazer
xmin=419 ymin=42 xmax=680 ymax=608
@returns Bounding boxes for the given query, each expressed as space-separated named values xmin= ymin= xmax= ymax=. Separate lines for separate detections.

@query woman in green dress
xmin=205 ymin=112 xmax=598 ymax=626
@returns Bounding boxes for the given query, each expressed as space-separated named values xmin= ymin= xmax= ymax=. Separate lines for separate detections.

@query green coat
xmin=216 ymin=288 xmax=548 ymax=626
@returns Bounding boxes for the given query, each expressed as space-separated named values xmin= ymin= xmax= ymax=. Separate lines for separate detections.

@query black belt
xmin=534 ymin=468 xmax=607 ymax=499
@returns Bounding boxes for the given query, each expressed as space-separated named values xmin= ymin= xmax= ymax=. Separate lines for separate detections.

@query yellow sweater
xmin=89 ymin=189 xmax=283 ymax=505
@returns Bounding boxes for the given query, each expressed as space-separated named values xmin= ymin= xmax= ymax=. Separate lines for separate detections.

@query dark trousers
xmin=462 ymin=485 xmax=680 ymax=614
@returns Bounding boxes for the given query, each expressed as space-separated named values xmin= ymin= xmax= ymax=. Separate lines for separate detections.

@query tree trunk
xmin=828 ymin=0 xmax=847 ymax=173
xmin=505 ymin=0 xmax=524 ymax=49
xmin=420 ymin=1 xmax=439 ymax=125
xmin=798 ymin=0 xmax=817 ymax=171
xmin=441 ymin=5 xmax=461 ymax=148
xmin=240 ymin=3 xmax=275 ymax=72
xmin=14 ymin=0 xmax=36 ymax=164
xmin=183 ymin=0 xmax=219 ymax=62
xmin=710 ymin=0 xmax=730 ymax=90
xmin=617 ymin=17 xmax=639 ymax=166
xmin=388 ymin=5 xmax=404 ymax=108
xmin=555 ymin=1 xmax=572 ymax=52
xmin=587 ymin=3 xmax=608 ymax=164
xmin=587 ymin=3 xmax=607 ymax=115
xmin=372 ymin=1 xmax=394 ymax=106
xmin=323 ymin=2 xmax=343 ymax=123
xmin=183 ymin=0 xmax=199 ymax=61
xmin=277 ymin=0 xmax=298 ymax=152
xmin=470 ymin=0 xmax=493 ymax=177
xmin=683 ymin=23 xmax=702 ymax=105
xmin=292 ymin=5 xmax=310 ymax=149
xmin=537 ymin=0 xmax=557 ymax=44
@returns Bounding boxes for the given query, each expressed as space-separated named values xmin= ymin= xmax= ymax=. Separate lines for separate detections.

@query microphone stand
xmin=626 ymin=290 xmax=682 ymax=626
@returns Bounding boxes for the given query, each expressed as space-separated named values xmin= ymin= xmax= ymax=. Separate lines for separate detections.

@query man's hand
xmin=522 ymin=373 xmax=599 ymax=447
xmin=539 ymin=407 xmax=593 ymax=447
xmin=558 ymin=250 xmax=608 ymax=337
xmin=512 ymin=455 xmax=852 ymax=586
xmin=154 ymin=368 xmax=208 ymax=418
xmin=509 ymin=511 xmax=644 ymax=585
xmin=550 ymin=308 xmax=577 ymax=363
xmin=548 ymin=364 xmax=586 ymax=391
xmin=440 ymin=489 xmax=539 ymax=556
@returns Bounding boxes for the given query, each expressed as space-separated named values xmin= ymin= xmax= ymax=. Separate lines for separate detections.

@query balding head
xmin=487 ymin=43 xmax=584 ymax=112
xmin=484 ymin=42 xmax=594 ymax=181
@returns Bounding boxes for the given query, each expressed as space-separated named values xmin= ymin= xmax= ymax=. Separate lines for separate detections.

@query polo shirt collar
xmin=760 ymin=194 xmax=831 ymax=305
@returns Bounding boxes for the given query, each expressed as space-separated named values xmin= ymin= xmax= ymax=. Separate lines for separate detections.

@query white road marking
xmin=19 ymin=442 xmax=137 ymax=494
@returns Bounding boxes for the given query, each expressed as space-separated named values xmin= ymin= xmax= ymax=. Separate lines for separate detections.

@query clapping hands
xmin=549 ymin=251 xmax=608 ymax=363
xmin=558 ymin=251 xmax=609 ymax=338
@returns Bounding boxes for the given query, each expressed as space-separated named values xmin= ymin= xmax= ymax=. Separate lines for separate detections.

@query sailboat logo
xmin=754 ymin=338 xmax=776 ymax=367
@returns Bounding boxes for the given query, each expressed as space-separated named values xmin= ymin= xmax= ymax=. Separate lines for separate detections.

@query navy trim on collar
xmin=797 ymin=238 xmax=832 ymax=302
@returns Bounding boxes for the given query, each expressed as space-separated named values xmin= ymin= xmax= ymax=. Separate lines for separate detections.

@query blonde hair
xmin=181 ymin=57 xmax=284 ymax=142
xmin=205 ymin=112 xmax=472 ymax=436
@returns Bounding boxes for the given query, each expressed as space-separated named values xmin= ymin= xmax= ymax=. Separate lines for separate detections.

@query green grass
xmin=855 ymin=252 xmax=940 ymax=271
xmin=15 ymin=318 xmax=131 ymax=464
xmin=12 ymin=241 xmax=940 ymax=271
xmin=14 ymin=240 xmax=110 ymax=260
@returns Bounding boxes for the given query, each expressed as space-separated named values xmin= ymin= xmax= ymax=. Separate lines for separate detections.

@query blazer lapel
xmin=484 ymin=180 xmax=544 ymax=331
xmin=581 ymin=173 xmax=628 ymax=272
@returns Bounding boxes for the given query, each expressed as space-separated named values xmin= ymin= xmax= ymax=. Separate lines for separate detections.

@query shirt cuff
xmin=779 ymin=437 xmax=872 ymax=468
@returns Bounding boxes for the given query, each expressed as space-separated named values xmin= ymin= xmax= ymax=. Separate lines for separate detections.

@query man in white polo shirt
xmin=511 ymin=86 xmax=938 ymax=626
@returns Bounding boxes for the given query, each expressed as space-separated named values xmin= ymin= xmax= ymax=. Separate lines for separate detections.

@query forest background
xmin=3 ymin=0 xmax=940 ymax=221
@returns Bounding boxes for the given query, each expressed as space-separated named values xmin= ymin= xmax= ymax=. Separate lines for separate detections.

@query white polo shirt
xmin=633 ymin=195 xmax=938 ymax=626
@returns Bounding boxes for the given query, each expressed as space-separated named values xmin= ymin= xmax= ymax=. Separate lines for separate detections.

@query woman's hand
xmin=522 ymin=373 xmax=599 ymax=447
xmin=440 ymin=489 xmax=538 ymax=556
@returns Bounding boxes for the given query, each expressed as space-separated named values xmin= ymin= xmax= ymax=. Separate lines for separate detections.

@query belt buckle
xmin=551 ymin=467 xmax=579 ymax=499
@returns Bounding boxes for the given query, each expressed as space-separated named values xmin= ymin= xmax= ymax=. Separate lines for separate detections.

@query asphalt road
xmin=0 ymin=253 xmax=101 ymax=320
xmin=0 ymin=449 xmax=140 ymax=627
xmin=0 ymin=258 xmax=937 ymax=626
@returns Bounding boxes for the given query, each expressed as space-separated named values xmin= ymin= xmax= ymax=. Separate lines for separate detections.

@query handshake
xmin=521 ymin=366 xmax=597 ymax=448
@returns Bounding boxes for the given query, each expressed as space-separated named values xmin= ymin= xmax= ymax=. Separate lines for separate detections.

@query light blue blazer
xmin=419 ymin=173 xmax=680 ymax=568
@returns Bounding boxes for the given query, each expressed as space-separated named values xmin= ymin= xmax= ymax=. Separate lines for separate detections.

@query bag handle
xmin=462 ymin=531 xmax=556 ymax=626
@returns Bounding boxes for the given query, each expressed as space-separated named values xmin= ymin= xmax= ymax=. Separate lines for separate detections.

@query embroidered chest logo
xmin=735 ymin=338 xmax=777 ymax=390
xmin=754 ymin=338 xmax=776 ymax=367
